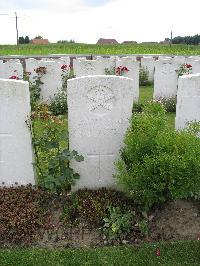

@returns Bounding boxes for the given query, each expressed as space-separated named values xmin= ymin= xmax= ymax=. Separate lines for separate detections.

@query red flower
xmin=61 ymin=64 xmax=70 ymax=70
xmin=186 ymin=64 xmax=192 ymax=68
xmin=9 ymin=76 xmax=19 ymax=80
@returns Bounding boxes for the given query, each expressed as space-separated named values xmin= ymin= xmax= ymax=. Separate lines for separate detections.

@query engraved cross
xmin=87 ymin=153 xmax=114 ymax=181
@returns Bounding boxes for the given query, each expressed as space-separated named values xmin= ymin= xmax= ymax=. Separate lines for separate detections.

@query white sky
xmin=0 ymin=0 xmax=199 ymax=45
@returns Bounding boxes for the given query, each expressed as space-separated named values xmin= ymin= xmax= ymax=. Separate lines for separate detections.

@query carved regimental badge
xmin=86 ymin=86 xmax=115 ymax=114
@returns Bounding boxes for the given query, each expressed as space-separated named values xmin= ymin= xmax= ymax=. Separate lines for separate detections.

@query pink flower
xmin=9 ymin=76 xmax=19 ymax=80
xmin=156 ymin=248 xmax=161 ymax=257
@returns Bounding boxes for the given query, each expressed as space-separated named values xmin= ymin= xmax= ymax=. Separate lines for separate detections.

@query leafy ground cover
xmin=0 ymin=241 xmax=199 ymax=266
xmin=139 ymin=85 xmax=175 ymax=128
xmin=1 ymin=43 xmax=200 ymax=55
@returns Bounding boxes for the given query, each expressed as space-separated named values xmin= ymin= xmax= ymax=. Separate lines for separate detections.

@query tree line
xmin=172 ymin=34 xmax=200 ymax=45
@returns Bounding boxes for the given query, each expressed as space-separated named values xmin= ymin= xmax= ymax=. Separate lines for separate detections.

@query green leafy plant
xmin=154 ymin=97 xmax=177 ymax=113
xmin=30 ymin=105 xmax=84 ymax=193
xmin=176 ymin=63 xmax=192 ymax=77
xmin=105 ymin=66 xmax=129 ymax=76
xmin=132 ymin=102 xmax=144 ymax=113
xmin=49 ymin=89 xmax=67 ymax=116
xmin=139 ymin=66 xmax=152 ymax=86
xmin=116 ymin=102 xmax=200 ymax=211
xmin=24 ymin=67 xmax=47 ymax=111
xmin=48 ymin=66 xmax=75 ymax=116
xmin=138 ymin=219 xmax=149 ymax=237
xmin=102 ymin=206 xmax=133 ymax=240
xmin=61 ymin=188 xmax=137 ymax=227
xmin=105 ymin=67 xmax=116 ymax=75
xmin=61 ymin=65 xmax=75 ymax=89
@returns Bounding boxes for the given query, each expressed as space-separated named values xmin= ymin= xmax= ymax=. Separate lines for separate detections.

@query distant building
xmin=160 ymin=39 xmax=171 ymax=45
xmin=141 ymin=42 xmax=159 ymax=45
xmin=122 ymin=41 xmax=137 ymax=44
xmin=97 ymin=38 xmax=118 ymax=44
xmin=30 ymin=39 xmax=50 ymax=45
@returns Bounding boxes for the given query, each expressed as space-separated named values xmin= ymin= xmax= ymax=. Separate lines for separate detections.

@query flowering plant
xmin=9 ymin=75 xmax=19 ymax=80
xmin=35 ymin=66 xmax=47 ymax=75
xmin=61 ymin=64 xmax=70 ymax=71
xmin=105 ymin=66 xmax=129 ymax=76
xmin=115 ymin=66 xmax=129 ymax=76
xmin=176 ymin=63 xmax=192 ymax=77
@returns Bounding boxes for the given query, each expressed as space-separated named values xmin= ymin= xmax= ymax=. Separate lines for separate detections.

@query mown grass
xmin=1 ymin=43 xmax=200 ymax=56
xmin=0 ymin=241 xmax=199 ymax=266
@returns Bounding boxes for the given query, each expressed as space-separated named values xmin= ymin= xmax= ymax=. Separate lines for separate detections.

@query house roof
xmin=97 ymin=38 xmax=118 ymax=44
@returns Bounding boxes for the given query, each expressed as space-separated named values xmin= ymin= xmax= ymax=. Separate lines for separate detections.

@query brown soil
xmin=149 ymin=200 xmax=200 ymax=241
xmin=33 ymin=200 xmax=200 ymax=248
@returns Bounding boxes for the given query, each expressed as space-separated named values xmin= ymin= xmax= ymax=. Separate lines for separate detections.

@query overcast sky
xmin=0 ymin=0 xmax=199 ymax=45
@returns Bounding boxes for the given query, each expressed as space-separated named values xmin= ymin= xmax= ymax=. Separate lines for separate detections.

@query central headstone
xmin=154 ymin=59 xmax=179 ymax=100
xmin=68 ymin=75 xmax=136 ymax=190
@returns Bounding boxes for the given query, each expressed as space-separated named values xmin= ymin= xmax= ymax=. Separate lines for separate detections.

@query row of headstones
xmin=0 ymin=57 xmax=71 ymax=102
xmin=1 ymin=73 xmax=200 ymax=188
xmin=1 ymin=55 xmax=200 ymax=102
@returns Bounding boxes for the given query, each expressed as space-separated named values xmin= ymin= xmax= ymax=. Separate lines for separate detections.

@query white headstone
xmin=68 ymin=75 xmax=136 ymax=190
xmin=38 ymin=60 xmax=63 ymax=102
xmin=141 ymin=56 xmax=155 ymax=81
xmin=0 ymin=79 xmax=35 ymax=186
xmin=176 ymin=73 xmax=200 ymax=130
xmin=73 ymin=59 xmax=109 ymax=77
xmin=25 ymin=58 xmax=39 ymax=83
xmin=192 ymin=60 xmax=200 ymax=74
xmin=173 ymin=56 xmax=186 ymax=65
xmin=0 ymin=61 xmax=23 ymax=80
xmin=116 ymin=57 xmax=139 ymax=101
xmin=59 ymin=56 xmax=70 ymax=66
xmin=158 ymin=56 xmax=172 ymax=60
xmin=8 ymin=59 xmax=20 ymax=63
xmin=153 ymin=59 xmax=179 ymax=100
xmin=185 ymin=56 xmax=200 ymax=65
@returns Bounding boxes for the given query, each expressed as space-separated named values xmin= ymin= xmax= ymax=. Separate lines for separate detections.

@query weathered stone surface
xmin=68 ymin=75 xmax=136 ymax=190
xmin=154 ymin=59 xmax=179 ymax=99
xmin=25 ymin=58 xmax=39 ymax=83
xmin=176 ymin=73 xmax=200 ymax=130
xmin=73 ymin=59 xmax=109 ymax=77
xmin=38 ymin=60 xmax=63 ymax=102
xmin=192 ymin=60 xmax=200 ymax=74
xmin=173 ymin=56 xmax=186 ymax=65
xmin=0 ymin=79 xmax=35 ymax=186
xmin=116 ymin=57 xmax=139 ymax=101
xmin=0 ymin=61 xmax=23 ymax=80
xmin=141 ymin=56 xmax=155 ymax=81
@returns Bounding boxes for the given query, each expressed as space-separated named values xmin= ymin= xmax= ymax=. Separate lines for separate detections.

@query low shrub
xmin=31 ymin=104 xmax=84 ymax=193
xmin=139 ymin=66 xmax=152 ymax=86
xmin=102 ymin=206 xmax=133 ymax=240
xmin=49 ymin=89 xmax=67 ymax=116
xmin=155 ymin=97 xmax=177 ymax=113
xmin=116 ymin=102 xmax=200 ymax=211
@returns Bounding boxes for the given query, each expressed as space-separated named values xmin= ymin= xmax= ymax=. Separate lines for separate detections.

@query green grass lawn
xmin=139 ymin=85 xmax=175 ymax=128
xmin=0 ymin=43 xmax=200 ymax=56
xmin=0 ymin=241 xmax=199 ymax=266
